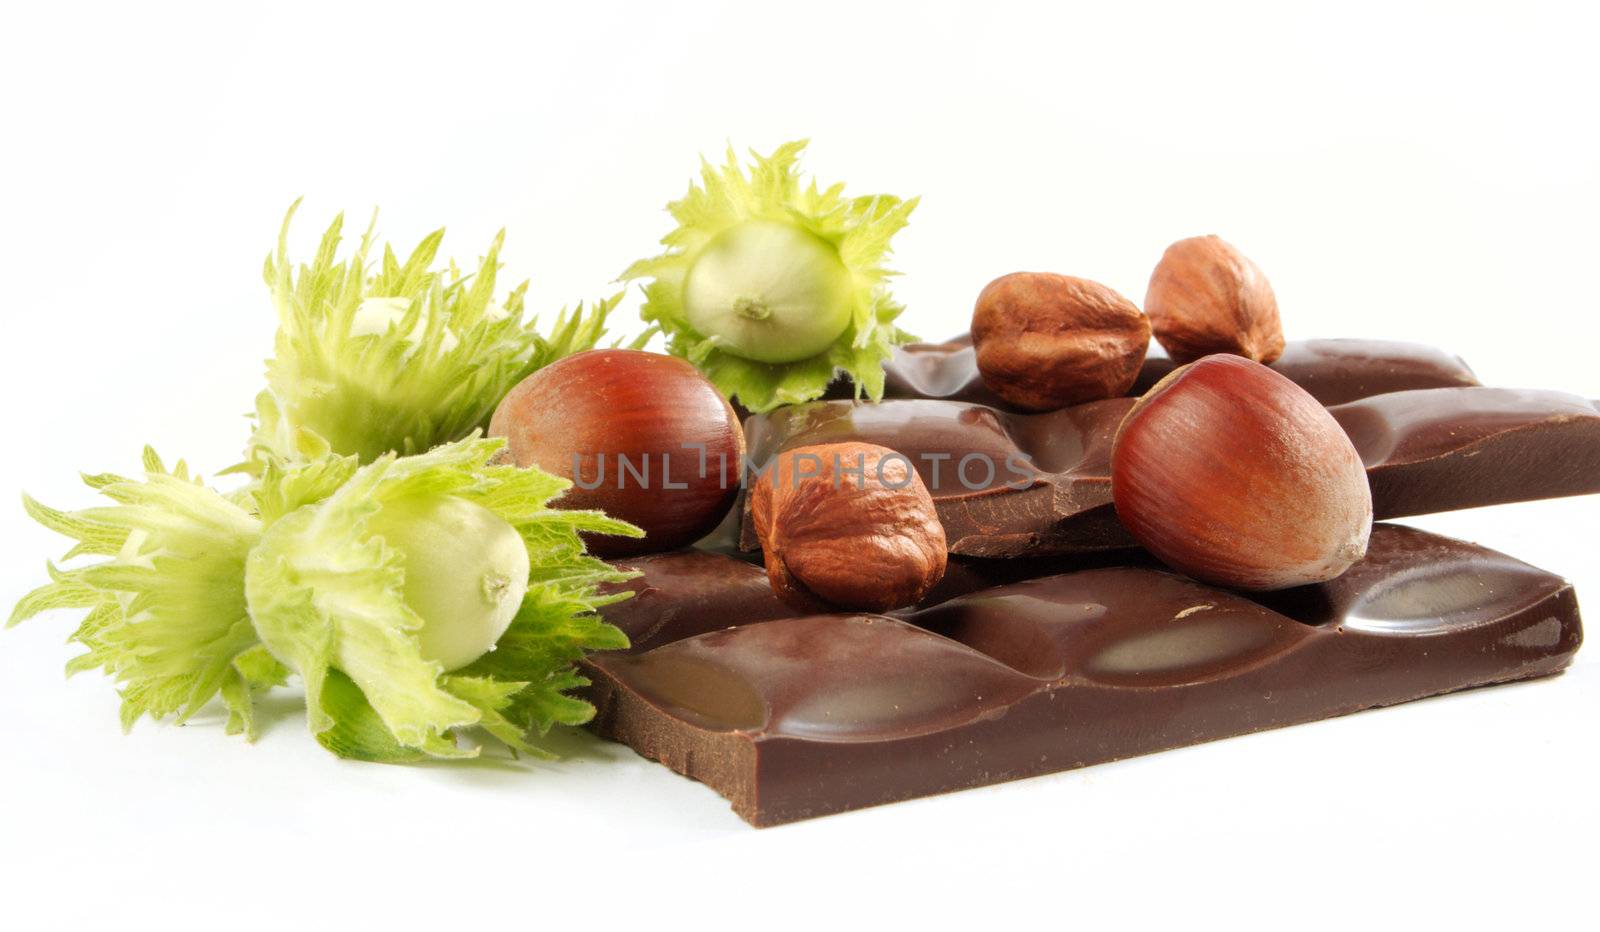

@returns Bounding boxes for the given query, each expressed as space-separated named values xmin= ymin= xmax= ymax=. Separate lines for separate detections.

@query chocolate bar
xmin=743 ymin=387 xmax=1600 ymax=556
xmin=744 ymin=396 xmax=1135 ymax=556
xmin=1131 ymin=338 xmax=1478 ymax=403
xmin=599 ymin=550 xmax=795 ymax=655
xmin=586 ymin=525 xmax=1582 ymax=826
xmin=1333 ymin=387 xmax=1600 ymax=517
xmin=836 ymin=337 xmax=1480 ymax=409
xmin=600 ymin=547 xmax=1116 ymax=653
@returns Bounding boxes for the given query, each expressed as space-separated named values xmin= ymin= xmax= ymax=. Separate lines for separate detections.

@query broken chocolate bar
xmin=744 ymin=396 xmax=1134 ymax=556
xmin=743 ymin=387 xmax=1600 ymax=556
xmin=585 ymin=525 xmax=1582 ymax=826
xmin=835 ymin=337 xmax=1480 ymax=409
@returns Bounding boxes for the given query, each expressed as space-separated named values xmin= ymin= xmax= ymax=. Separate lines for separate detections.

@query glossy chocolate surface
xmin=598 ymin=550 xmax=797 ymax=655
xmin=743 ymin=386 xmax=1600 ymax=556
xmin=743 ymin=397 xmax=1133 ymax=556
xmin=1132 ymin=339 xmax=1478 ymax=403
xmin=598 ymin=548 xmax=1120 ymax=654
xmin=586 ymin=525 xmax=1582 ymax=826
xmin=835 ymin=337 xmax=1479 ymax=410
xmin=1332 ymin=387 xmax=1600 ymax=517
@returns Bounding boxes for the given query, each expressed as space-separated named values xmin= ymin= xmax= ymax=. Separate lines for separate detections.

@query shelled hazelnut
xmin=1111 ymin=354 xmax=1372 ymax=590
xmin=751 ymin=441 xmax=947 ymax=612
xmin=1145 ymin=235 xmax=1284 ymax=364
xmin=971 ymin=272 xmax=1151 ymax=411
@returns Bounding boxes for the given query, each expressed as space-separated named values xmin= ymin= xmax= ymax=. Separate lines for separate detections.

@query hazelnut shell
xmin=489 ymin=349 xmax=744 ymax=557
xmin=1111 ymin=354 xmax=1372 ymax=590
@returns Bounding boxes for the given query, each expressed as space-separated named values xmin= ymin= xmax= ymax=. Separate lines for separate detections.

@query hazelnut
xmin=751 ymin=441 xmax=947 ymax=612
xmin=489 ymin=349 xmax=744 ymax=557
xmin=1111 ymin=354 xmax=1371 ymax=590
xmin=971 ymin=272 xmax=1151 ymax=411
xmin=1145 ymin=235 xmax=1284 ymax=364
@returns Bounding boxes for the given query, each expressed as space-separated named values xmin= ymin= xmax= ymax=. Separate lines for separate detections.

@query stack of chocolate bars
xmin=583 ymin=339 xmax=1595 ymax=826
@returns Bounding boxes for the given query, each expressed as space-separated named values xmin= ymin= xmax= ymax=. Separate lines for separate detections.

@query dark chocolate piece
xmin=599 ymin=548 xmax=1103 ymax=654
xmin=686 ymin=492 xmax=754 ymax=557
xmin=586 ymin=525 xmax=1582 ymax=826
xmin=869 ymin=340 xmax=1010 ymax=409
xmin=833 ymin=338 xmax=1479 ymax=410
xmin=1333 ymin=387 xmax=1600 ymax=517
xmin=742 ymin=387 xmax=1600 ymax=556
xmin=1132 ymin=339 xmax=1479 ymax=404
xmin=598 ymin=550 xmax=796 ymax=654
xmin=743 ymin=397 xmax=1135 ymax=556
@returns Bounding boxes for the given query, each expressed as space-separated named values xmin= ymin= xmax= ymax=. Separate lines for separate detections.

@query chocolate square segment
xmin=837 ymin=337 xmax=1480 ymax=409
xmin=586 ymin=526 xmax=1582 ymax=826
xmin=743 ymin=388 xmax=1600 ymax=557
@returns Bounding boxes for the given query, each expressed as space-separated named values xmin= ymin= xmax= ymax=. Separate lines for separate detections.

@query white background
xmin=2 ymin=1 xmax=1596 ymax=928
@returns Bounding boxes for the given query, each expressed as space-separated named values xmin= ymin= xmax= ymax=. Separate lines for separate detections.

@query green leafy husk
xmin=11 ymin=434 xmax=640 ymax=761
xmin=13 ymin=450 xmax=262 ymax=732
xmin=622 ymin=140 xmax=919 ymax=413
xmin=240 ymin=201 xmax=621 ymax=473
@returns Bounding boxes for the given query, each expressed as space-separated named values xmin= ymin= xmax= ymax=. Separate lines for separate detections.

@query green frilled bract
xmin=241 ymin=201 xmax=621 ymax=473
xmin=623 ymin=140 xmax=919 ymax=413
xmin=10 ymin=434 xmax=642 ymax=761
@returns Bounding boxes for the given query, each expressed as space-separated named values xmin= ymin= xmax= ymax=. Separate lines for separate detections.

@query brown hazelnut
xmin=971 ymin=272 xmax=1151 ymax=411
xmin=1111 ymin=354 xmax=1372 ymax=591
xmin=489 ymin=349 xmax=744 ymax=557
xmin=1144 ymin=235 xmax=1284 ymax=364
xmin=751 ymin=441 xmax=947 ymax=612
